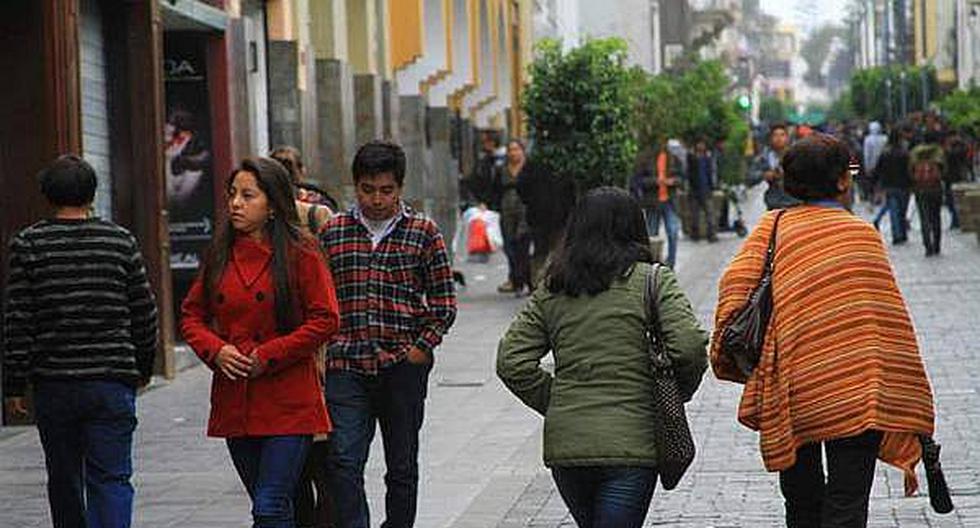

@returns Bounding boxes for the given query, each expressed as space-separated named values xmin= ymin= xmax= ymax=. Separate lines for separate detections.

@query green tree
xmin=939 ymin=87 xmax=980 ymax=135
xmin=849 ymin=66 xmax=938 ymax=121
xmin=523 ymin=38 xmax=639 ymax=191
xmin=759 ymin=96 xmax=790 ymax=124
xmin=800 ymin=25 xmax=846 ymax=87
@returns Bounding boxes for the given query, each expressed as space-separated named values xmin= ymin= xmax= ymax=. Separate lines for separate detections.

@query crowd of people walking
xmin=3 ymin=125 xmax=957 ymax=528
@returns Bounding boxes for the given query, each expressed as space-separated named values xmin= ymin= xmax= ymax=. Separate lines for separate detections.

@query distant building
xmin=957 ymin=0 xmax=980 ymax=89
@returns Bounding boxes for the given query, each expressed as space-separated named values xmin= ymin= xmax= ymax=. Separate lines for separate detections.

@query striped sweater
xmin=3 ymin=218 xmax=158 ymax=397
xmin=711 ymin=206 xmax=934 ymax=496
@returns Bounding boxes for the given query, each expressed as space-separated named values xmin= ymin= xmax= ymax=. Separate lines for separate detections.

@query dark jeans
xmin=916 ymin=191 xmax=943 ymax=255
xmin=550 ymin=466 xmax=657 ymax=528
xmin=779 ymin=430 xmax=883 ymax=528
xmin=943 ymin=180 xmax=960 ymax=228
xmin=885 ymin=188 xmax=910 ymax=243
xmin=646 ymin=202 xmax=679 ymax=268
xmin=295 ymin=440 xmax=334 ymax=528
xmin=33 ymin=380 xmax=137 ymax=528
xmin=688 ymin=193 xmax=716 ymax=240
xmin=227 ymin=435 xmax=312 ymax=528
xmin=502 ymin=231 xmax=531 ymax=290
xmin=326 ymin=361 xmax=431 ymax=528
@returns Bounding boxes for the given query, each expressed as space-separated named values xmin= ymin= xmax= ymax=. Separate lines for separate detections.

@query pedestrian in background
xmin=271 ymin=145 xmax=334 ymax=234
xmin=492 ymin=139 xmax=532 ymax=296
xmin=752 ymin=123 xmax=801 ymax=210
xmin=712 ymin=134 xmax=935 ymax=528
xmin=685 ymin=137 xmax=718 ymax=242
xmin=631 ymin=138 xmax=682 ymax=268
xmin=269 ymin=146 xmax=336 ymax=528
xmin=862 ymin=121 xmax=888 ymax=206
xmin=181 ymin=157 xmax=340 ymax=528
xmin=942 ymin=130 xmax=971 ymax=229
xmin=3 ymin=154 xmax=159 ymax=528
xmin=498 ymin=187 xmax=708 ymax=528
xmin=872 ymin=129 xmax=912 ymax=244
xmin=518 ymin=149 xmax=577 ymax=282
xmin=320 ymin=141 xmax=457 ymax=528
xmin=910 ymin=134 xmax=946 ymax=257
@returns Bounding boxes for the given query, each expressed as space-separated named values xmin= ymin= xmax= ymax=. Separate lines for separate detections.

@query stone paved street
xmin=2 ymin=187 xmax=979 ymax=528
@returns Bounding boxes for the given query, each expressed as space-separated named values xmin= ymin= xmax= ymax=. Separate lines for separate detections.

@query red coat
xmin=181 ymin=236 xmax=340 ymax=438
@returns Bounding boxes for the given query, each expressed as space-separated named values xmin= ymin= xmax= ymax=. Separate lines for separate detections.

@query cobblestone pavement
xmin=1 ymin=188 xmax=978 ymax=528
xmin=494 ymin=190 xmax=980 ymax=528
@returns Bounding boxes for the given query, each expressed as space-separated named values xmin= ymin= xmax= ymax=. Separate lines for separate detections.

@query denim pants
xmin=550 ymin=466 xmax=658 ymax=528
xmin=325 ymin=361 xmax=430 ymax=528
xmin=943 ymin=180 xmax=960 ymax=228
xmin=227 ymin=435 xmax=312 ymax=528
xmin=645 ymin=202 xmax=678 ymax=268
xmin=779 ymin=430 xmax=883 ymax=528
xmin=916 ymin=191 xmax=943 ymax=255
xmin=687 ymin=192 xmax=716 ymax=240
xmin=33 ymin=380 xmax=137 ymax=528
xmin=886 ymin=188 xmax=910 ymax=243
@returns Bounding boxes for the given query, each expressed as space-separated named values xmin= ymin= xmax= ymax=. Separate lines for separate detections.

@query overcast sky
xmin=760 ymin=0 xmax=849 ymax=34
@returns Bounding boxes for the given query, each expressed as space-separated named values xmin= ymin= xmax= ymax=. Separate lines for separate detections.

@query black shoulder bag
xmin=644 ymin=264 xmax=695 ymax=490
xmin=719 ymin=209 xmax=785 ymax=378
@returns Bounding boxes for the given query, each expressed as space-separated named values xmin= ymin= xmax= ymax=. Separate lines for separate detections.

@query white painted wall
xmin=577 ymin=0 xmax=658 ymax=73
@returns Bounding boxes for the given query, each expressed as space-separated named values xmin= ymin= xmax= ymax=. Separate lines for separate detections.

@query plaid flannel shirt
xmin=321 ymin=204 xmax=457 ymax=375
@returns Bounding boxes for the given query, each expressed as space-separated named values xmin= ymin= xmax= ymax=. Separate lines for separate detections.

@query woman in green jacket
xmin=496 ymin=187 xmax=708 ymax=528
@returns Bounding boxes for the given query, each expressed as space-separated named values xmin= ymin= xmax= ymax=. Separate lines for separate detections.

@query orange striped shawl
xmin=711 ymin=206 xmax=935 ymax=496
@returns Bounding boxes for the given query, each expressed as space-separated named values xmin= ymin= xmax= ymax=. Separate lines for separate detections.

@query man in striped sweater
xmin=3 ymin=155 xmax=158 ymax=528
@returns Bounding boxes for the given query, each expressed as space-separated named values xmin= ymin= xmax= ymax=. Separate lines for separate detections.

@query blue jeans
xmin=551 ymin=466 xmax=658 ymax=528
xmin=227 ymin=435 xmax=312 ymax=528
xmin=885 ymin=189 xmax=911 ymax=243
xmin=326 ymin=361 xmax=430 ymax=528
xmin=645 ymin=202 xmax=678 ymax=268
xmin=33 ymin=380 xmax=137 ymax=528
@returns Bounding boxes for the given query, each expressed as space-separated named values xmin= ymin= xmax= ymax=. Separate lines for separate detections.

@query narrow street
xmin=2 ymin=187 xmax=978 ymax=527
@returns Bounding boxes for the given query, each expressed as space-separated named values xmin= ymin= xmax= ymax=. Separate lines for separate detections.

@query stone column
xmin=427 ymin=106 xmax=459 ymax=256
xmin=268 ymin=40 xmax=301 ymax=149
xmin=316 ymin=58 xmax=356 ymax=200
xmin=398 ymin=95 xmax=430 ymax=213
xmin=353 ymin=73 xmax=383 ymax=146
xmin=382 ymin=79 xmax=400 ymax=142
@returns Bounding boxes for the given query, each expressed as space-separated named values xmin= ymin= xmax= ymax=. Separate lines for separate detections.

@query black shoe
xmin=893 ymin=237 xmax=907 ymax=245
xmin=873 ymin=218 xmax=881 ymax=231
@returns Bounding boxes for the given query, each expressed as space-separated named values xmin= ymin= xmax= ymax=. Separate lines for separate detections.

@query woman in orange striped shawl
xmin=711 ymin=134 xmax=935 ymax=528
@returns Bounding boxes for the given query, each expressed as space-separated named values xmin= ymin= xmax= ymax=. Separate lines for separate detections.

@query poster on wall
xmin=164 ymin=35 xmax=214 ymax=315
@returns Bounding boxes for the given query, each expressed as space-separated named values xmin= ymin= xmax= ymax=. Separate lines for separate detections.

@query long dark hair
xmin=202 ymin=157 xmax=305 ymax=333
xmin=545 ymin=187 xmax=654 ymax=297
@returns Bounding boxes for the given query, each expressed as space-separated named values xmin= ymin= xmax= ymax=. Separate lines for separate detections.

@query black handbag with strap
xmin=719 ymin=209 xmax=786 ymax=378
xmin=644 ymin=264 xmax=695 ymax=490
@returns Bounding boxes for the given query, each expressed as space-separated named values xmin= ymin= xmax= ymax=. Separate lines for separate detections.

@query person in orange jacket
xmin=181 ymin=157 xmax=340 ymax=528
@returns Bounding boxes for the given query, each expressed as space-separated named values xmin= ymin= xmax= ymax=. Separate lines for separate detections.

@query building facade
xmin=0 ymin=0 xmax=531 ymax=409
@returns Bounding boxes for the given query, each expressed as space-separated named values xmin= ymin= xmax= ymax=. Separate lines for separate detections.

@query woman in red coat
xmin=181 ymin=157 xmax=340 ymax=528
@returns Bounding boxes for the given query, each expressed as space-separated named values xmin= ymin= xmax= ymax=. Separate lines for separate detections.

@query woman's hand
xmin=215 ymin=345 xmax=254 ymax=380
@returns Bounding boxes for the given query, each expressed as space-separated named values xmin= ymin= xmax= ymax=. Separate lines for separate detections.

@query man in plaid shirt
xmin=321 ymin=140 xmax=457 ymax=528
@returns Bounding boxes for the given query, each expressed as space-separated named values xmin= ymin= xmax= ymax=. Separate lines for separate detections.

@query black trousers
xmin=916 ymin=191 xmax=943 ymax=255
xmin=779 ymin=430 xmax=883 ymax=528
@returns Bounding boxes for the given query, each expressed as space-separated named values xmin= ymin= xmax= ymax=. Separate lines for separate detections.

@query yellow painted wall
xmin=914 ymin=0 xmax=939 ymax=63
xmin=390 ymin=0 xmax=424 ymax=70
xmin=347 ymin=0 xmax=378 ymax=74
xmin=266 ymin=0 xmax=294 ymax=40
xmin=311 ymin=0 xmax=349 ymax=60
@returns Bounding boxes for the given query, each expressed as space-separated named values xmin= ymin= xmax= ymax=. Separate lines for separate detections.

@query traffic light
xmin=736 ymin=94 xmax=751 ymax=111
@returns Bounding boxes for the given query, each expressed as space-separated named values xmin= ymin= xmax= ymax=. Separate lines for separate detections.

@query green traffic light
xmin=737 ymin=95 xmax=751 ymax=110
